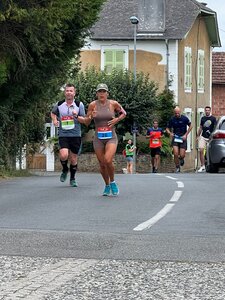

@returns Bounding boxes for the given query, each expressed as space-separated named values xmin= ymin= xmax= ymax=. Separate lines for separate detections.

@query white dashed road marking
xmin=133 ymin=175 xmax=184 ymax=231
xmin=170 ymin=190 xmax=183 ymax=202
xmin=133 ymin=203 xmax=175 ymax=231
xmin=166 ymin=175 xmax=177 ymax=180
xmin=177 ymin=181 xmax=184 ymax=188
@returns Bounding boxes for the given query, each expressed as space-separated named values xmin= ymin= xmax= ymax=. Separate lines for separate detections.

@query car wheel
xmin=206 ymin=158 xmax=219 ymax=173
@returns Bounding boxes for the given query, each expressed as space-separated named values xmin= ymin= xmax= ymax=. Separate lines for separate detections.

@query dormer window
xmin=138 ymin=0 xmax=165 ymax=33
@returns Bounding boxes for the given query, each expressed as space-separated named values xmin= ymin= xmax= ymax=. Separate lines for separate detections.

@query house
xmin=80 ymin=0 xmax=221 ymax=170
xmin=212 ymin=52 xmax=225 ymax=118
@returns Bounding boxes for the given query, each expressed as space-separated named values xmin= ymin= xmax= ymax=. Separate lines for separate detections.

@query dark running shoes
xmin=179 ymin=158 xmax=185 ymax=166
xmin=60 ymin=171 xmax=68 ymax=182
xmin=70 ymin=179 xmax=78 ymax=187
xmin=175 ymin=166 xmax=180 ymax=173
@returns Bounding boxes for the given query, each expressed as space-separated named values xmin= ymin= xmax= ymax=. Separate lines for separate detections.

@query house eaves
xmin=90 ymin=0 xmax=221 ymax=47
xmin=194 ymin=0 xmax=221 ymax=47
xmin=200 ymin=11 xmax=221 ymax=47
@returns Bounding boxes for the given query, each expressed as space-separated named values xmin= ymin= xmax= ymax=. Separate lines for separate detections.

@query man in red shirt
xmin=146 ymin=120 xmax=163 ymax=173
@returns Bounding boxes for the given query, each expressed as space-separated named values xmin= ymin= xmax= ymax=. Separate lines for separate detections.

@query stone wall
xmin=55 ymin=153 xmax=175 ymax=173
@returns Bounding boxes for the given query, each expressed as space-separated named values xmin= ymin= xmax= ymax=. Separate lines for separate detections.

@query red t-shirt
xmin=147 ymin=127 xmax=163 ymax=148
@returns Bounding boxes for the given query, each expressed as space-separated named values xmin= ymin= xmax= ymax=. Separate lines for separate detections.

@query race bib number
xmin=152 ymin=139 xmax=159 ymax=144
xmin=174 ymin=135 xmax=183 ymax=143
xmin=97 ymin=127 xmax=112 ymax=139
xmin=61 ymin=116 xmax=75 ymax=130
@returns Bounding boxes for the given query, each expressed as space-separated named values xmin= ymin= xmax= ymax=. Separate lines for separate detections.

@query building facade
xmin=79 ymin=0 xmax=221 ymax=170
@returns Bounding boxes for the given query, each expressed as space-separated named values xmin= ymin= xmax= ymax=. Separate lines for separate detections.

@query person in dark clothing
xmin=196 ymin=106 xmax=217 ymax=172
xmin=166 ymin=106 xmax=193 ymax=173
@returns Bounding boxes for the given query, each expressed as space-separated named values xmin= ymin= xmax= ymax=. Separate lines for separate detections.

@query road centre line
xmin=169 ymin=190 xmax=183 ymax=202
xmin=166 ymin=175 xmax=177 ymax=180
xmin=133 ymin=175 xmax=184 ymax=231
xmin=133 ymin=203 xmax=175 ymax=231
xmin=177 ymin=181 xmax=184 ymax=188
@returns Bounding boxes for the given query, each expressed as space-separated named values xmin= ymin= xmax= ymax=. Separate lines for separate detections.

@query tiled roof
xmin=212 ymin=52 xmax=225 ymax=84
xmin=91 ymin=0 xmax=218 ymax=43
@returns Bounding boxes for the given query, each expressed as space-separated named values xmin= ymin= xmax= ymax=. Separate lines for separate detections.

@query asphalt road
xmin=1 ymin=171 xmax=225 ymax=299
xmin=1 ymin=172 xmax=225 ymax=261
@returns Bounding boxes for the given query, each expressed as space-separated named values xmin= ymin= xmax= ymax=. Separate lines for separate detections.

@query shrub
xmin=69 ymin=67 xmax=175 ymax=137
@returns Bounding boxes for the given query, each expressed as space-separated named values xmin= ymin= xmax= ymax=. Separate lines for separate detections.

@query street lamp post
xmin=130 ymin=16 xmax=139 ymax=81
xmin=130 ymin=16 xmax=139 ymax=174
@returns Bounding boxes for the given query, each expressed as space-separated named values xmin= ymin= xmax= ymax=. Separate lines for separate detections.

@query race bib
xmin=61 ymin=116 xmax=75 ymax=130
xmin=97 ymin=127 xmax=112 ymax=139
xmin=174 ymin=135 xmax=183 ymax=143
xmin=152 ymin=138 xmax=159 ymax=144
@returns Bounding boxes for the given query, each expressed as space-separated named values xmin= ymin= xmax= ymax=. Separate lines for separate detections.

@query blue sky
xmin=204 ymin=0 xmax=225 ymax=51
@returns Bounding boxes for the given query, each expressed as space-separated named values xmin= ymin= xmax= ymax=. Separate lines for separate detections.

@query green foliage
xmin=161 ymin=136 xmax=173 ymax=157
xmin=136 ymin=140 xmax=150 ymax=155
xmin=81 ymin=141 xmax=94 ymax=153
xmin=117 ymin=136 xmax=172 ymax=158
xmin=71 ymin=67 xmax=158 ymax=133
xmin=136 ymin=137 xmax=172 ymax=157
xmin=0 ymin=0 xmax=175 ymax=169
xmin=71 ymin=67 xmax=175 ymax=135
xmin=70 ymin=67 xmax=175 ymax=158
xmin=156 ymin=88 xmax=176 ymax=129
xmin=0 ymin=0 xmax=105 ymax=169
xmin=0 ymin=167 xmax=31 ymax=179
xmin=0 ymin=62 xmax=7 ymax=85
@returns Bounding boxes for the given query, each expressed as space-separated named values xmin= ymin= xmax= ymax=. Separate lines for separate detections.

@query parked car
xmin=206 ymin=116 xmax=225 ymax=173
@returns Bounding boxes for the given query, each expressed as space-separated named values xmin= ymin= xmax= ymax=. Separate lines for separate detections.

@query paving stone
xmin=1 ymin=256 xmax=225 ymax=299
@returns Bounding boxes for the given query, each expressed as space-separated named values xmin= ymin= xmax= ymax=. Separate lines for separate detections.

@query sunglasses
xmin=97 ymin=90 xmax=107 ymax=93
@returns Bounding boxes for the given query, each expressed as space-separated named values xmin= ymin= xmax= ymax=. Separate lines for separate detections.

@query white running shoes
xmin=197 ymin=166 xmax=206 ymax=173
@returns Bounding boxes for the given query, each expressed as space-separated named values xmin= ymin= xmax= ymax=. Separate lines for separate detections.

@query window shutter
xmin=104 ymin=49 xmax=125 ymax=74
xmin=184 ymin=47 xmax=192 ymax=92
xmin=115 ymin=50 xmax=125 ymax=71
xmin=198 ymin=50 xmax=204 ymax=92
xmin=104 ymin=50 xmax=114 ymax=74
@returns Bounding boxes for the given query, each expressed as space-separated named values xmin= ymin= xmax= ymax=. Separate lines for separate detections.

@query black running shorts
xmin=59 ymin=137 xmax=81 ymax=154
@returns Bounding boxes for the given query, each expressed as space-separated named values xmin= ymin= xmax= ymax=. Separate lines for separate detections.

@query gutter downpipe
xmin=165 ymin=39 xmax=169 ymax=89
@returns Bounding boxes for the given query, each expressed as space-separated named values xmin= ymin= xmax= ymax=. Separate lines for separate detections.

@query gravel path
xmin=1 ymin=256 xmax=225 ymax=299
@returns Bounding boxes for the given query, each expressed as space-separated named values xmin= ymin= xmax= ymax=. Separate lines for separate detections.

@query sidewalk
xmin=1 ymin=255 xmax=225 ymax=299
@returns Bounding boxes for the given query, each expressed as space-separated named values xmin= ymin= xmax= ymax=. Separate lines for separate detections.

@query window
xmin=197 ymin=108 xmax=204 ymax=128
xmin=184 ymin=108 xmax=193 ymax=152
xmin=220 ymin=121 xmax=225 ymax=130
xmin=101 ymin=46 xmax=128 ymax=74
xmin=198 ymin=50 xmax=205 ymax=92
xmin=184 ymin=47 xmax=192 ymax=92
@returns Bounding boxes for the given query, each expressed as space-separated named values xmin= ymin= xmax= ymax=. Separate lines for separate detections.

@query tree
xmin=70 ymin=67 xmax=175 ymax=137
xmin=0 ymin=0 xmax=105 ymax=169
